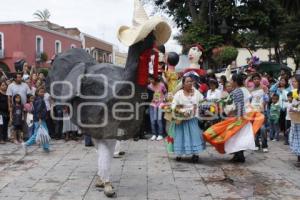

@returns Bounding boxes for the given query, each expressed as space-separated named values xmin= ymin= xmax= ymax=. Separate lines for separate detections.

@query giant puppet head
xmin=188 ymin=44 xmax=204 ymax=69
xmin=46 ymin=0 xmax=171 ymax=140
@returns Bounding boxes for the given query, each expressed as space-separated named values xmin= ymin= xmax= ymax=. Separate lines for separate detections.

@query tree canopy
xmin=151 ymin=0 xmax=300 ymax=69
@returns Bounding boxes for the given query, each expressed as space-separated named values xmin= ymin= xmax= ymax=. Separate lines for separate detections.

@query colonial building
xmin=29 ymin=21 xmax=114 ymax=64
xmin=114 ymin=51 xmax=128 ymax=67
xmin=0 ymin=21 xmax=81 ymax=72
xmin=81 ymin=33 xmax=114 ymax=63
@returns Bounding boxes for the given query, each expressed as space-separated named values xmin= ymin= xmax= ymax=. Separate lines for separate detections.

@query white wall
xmin=236 ymin=48 xmax=296 ymax=71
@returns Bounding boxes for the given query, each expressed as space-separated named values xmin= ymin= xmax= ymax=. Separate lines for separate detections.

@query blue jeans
xmin=25 ymin=121 xmax=49 ymax=150
xmin=255 ymin=125 xmax=268 ymax=148
xmin=84 ymin=135 xmax=94 ymax=146
xmin=149 ymin=106 xmax=164 ymax=136
xmin=269 ymin=120 xmax=280 ymax=141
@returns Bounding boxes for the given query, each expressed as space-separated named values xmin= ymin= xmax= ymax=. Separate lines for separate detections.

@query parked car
xmin=253 ymin=62 xmax=292 ymax=77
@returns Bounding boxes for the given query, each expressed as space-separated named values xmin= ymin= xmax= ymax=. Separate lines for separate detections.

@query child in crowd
xmin=206 ymin=79 xmax=222 ymax=101
xmin=284 ymin=92 xmax=293 ymax=145
xmin=24 ymin=94 xmax=34 ymax=138
xmin=62 ymin=106 xmax=78 ymax=141
xmin=148 ymin=76 xmax=167 ymax=141
xmin=22 ymin=87 xmax=50 ymax=153
xmin=269 ymin=94 xmax=281 ymax=141
xmin=250 ymin=73 xmax=268 ymax=152
xmin=11 ymin=94 xmax=24 ymax=144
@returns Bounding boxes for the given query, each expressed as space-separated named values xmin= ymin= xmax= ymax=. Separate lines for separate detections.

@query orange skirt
xmin=203 ymin=112 xmax=265 ymax=154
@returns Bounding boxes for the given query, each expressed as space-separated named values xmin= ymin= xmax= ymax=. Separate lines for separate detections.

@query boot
xmin=176 ymin=156 xmax=182 ymax=161
xmin=236 ymin=151 xmax=245 ymax=163
xmin=104 ymin=182 xmax=115 ymax=198
xmin=191 ymin=155 xmax=199 ymax=163
xmin=230 ymin=151 xmax=245 ymax=163
xmin=230 ymin=153 xmax=239 ymax=162
xmin=95 ymin=176 xmax=104 ymax=188
xmin=64 ymin=132 xmax=70 ymax=141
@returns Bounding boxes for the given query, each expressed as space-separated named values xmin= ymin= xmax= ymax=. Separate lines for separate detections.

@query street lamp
xmin=218 ymin=19 xmax=230 ymax=34
xmin=208 ymin=0 xmax=214 ymax=34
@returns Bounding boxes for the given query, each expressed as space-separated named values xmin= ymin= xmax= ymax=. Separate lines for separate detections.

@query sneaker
xmin=104 ymin=182 xmax=115 ymax=197
xmin=156 ymin=135 xmax=163 ymax=141
xmin=22 ymin=142 xmax=27 ymax=155
xmin=150 ymin=135 xmax=157 ymax=141
xmin=113 ymin=153 xmax=121 ymax=158
xmin=254 ymin=146 xmax=260 ymax=151
xmin=262 ymin=148 xmax=269 ymax=153
xmin=271 ymin=139 xmax=276 ymax=142
xmin=95 ymin=176 xmax=104 ymax=188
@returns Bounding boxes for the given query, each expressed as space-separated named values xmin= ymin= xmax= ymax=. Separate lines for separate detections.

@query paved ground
xmin=1 ymin=138 xmax=300 ymax=200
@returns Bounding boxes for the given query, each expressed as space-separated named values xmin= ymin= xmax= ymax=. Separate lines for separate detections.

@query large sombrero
xmin=117 ymin=0 xmax=172 ymax=47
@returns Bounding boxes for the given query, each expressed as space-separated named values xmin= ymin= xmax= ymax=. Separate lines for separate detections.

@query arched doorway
xmin=0 ymin=61 xmax=9 ymax=72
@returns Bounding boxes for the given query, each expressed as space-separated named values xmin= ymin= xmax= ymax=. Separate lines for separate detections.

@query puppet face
xmin=188 ymin=46 xmax=202 ymax=64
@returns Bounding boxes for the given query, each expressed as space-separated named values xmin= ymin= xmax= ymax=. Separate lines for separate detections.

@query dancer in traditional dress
xmin=172 ymin=75 xmax=206 ymax=163
xmin=289 ymin=75 xmax=300 ymax=167
xmin=204 ymin=73 xmax=264 ymax=163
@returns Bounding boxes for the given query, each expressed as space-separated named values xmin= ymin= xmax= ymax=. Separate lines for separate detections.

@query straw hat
xmin=117 ymin=0 xmax=172 ymax=47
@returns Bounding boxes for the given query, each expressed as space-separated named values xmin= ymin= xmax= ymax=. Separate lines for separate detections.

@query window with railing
xmin=36 ymin=35 xmax=43 ymax=56
xmin=93 ymin=50 xmax=98 ymax=60
xmin=55 ymin=40 xmax=62 ymax=54
xmin=103 ymin=53 xmax=107 ymax=63
xmin=0 ymin=32 xmax=4 ymax=58
xmin=0 ymin=32 xmax=3 ymax=51
xmin=109 ymin=54 xmax=112 ymax=63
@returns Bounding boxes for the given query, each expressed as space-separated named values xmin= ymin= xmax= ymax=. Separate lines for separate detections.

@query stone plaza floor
xmin=1 ymin=138 xmax=300 ymax=200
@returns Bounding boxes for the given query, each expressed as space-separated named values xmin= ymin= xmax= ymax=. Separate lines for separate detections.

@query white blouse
xmin=172 ymin=88 xmax=204 ymax=117
xmin=206 ymin=89 xmax=222 ymax=100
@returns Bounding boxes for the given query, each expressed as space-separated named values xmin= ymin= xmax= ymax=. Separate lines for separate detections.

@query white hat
xmin=117 ymin=0 xmax=172 ymax=47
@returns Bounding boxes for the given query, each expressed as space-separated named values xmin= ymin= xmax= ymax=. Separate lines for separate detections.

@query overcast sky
xmin=0 ymin=0 xmax=182 ymax=53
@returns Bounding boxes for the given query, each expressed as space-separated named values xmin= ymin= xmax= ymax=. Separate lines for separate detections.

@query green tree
xmin=33 ymin=9 xmax=51 ymax=21
xmin=280 ymin=16 xmax=300 ymax=69
xmin=151 ymin=0 xmax=298 ymax=67
xmin=280 ymin=0 xmax=300 ymax=15
xmin=212 ymin=46 xmax=239 ymax=66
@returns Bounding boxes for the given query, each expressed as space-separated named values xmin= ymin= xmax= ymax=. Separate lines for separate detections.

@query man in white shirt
xmin=6 ymin=73 xmax=31 ymax=106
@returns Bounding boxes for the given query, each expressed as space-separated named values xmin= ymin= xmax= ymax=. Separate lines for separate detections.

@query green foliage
xmin=176 ymin=22 xmax=223 ymax=54
xmin=151 ymin=0 xmax=300 ymax=68
xmin=39 ymin=68 xmax=49 ymax=77
xmin=40 ymin=52 xmax=48 ymax=62
xmin=212 ymin=46 xmax=238 ymax=66
xmin=280 ymin=16 xmax=300 ymax=69
xmin=280 ymin=0 xmax=300 ymax=15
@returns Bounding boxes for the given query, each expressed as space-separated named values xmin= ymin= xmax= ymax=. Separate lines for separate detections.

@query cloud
xmin=0 ymin=0 xmax=181 ymax=53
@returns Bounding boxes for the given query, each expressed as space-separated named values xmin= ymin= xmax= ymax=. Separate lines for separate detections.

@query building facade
xmin=81 ymin=33 xmax=113 ymax=63
xmin=0 ymin=21 xmax=82 ymax=72
xmin=114 ymin=51 xmax=127 ymax=67
xmin=29 ymin=21 xmax=114 ymax=64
